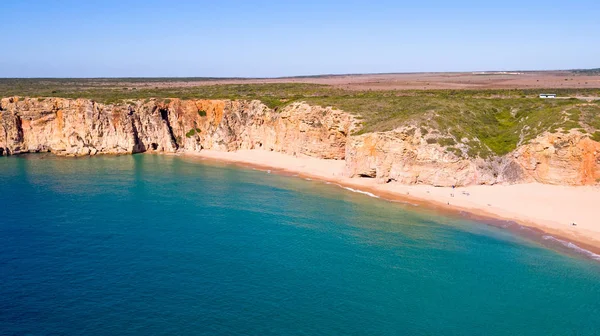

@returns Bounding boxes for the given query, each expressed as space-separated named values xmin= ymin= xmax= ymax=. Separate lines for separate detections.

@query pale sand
xmin=182 ymin=149 xmax=600 ymax=255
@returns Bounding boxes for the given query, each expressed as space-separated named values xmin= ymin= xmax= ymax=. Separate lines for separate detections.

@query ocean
xmin=1 ymin=154 xmax=599 ymax=335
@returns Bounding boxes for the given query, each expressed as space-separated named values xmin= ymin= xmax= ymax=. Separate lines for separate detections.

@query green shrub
xmin=185 ymin=128 xmax=202 ymax=138
xmin=2 ymin=78 xmax=599 ymax=157
xmin=437 ymin=137 xmax=456 ymax=147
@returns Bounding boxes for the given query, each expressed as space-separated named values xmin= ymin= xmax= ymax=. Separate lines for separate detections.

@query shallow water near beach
xmin=1 ymin=154 xmax=599 ymax=335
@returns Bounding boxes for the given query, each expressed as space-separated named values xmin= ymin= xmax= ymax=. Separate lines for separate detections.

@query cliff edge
xmin=1 ymin=97 xmax=598 ymax=186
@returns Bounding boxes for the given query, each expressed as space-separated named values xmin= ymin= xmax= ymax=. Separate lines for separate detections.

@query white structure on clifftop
xmin=539 ymin=93 xmax=556 ymax=99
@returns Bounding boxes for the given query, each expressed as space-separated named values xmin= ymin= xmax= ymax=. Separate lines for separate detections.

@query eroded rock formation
xmin=344 ymin=128 xmax=600 ymax=186
xmin=513 ymin=132 xmax=600 ymax=185
xmin=1 ymin=97 xmax=599 ymax=186
xmin=0 ymin=97 xmax=358 ymax=159
xmin=344 ymin=130 xmax=494 ymax=186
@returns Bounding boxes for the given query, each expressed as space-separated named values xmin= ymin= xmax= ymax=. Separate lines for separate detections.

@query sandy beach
xmin=183 ymin=149 xmax=600 ymax=257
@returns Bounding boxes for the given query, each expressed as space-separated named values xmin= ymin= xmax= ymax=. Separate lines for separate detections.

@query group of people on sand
xmin=445 ymin=185 xmax=579 ymax=228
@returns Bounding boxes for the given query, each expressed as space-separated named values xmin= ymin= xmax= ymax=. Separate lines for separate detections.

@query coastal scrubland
xmin=1 ymin=78 xmax=599 ymax=158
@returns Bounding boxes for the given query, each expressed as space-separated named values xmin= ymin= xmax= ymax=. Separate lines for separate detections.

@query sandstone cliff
xmin=0 ymin=97 xmax=358 ymax=159
xmin=343 ymin=128 xmax=599 ymax=186
xmin=513 ymin=132 xmax=600 ymax=185
xmin=1 ymin=97 xmax=598 ymax=186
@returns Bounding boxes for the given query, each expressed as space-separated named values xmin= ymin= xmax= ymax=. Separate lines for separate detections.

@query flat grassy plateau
xmin=1 ymin=78 xmax=599 ymax=158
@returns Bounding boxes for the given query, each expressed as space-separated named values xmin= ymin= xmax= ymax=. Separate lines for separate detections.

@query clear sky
xmin=1 ymin=0 xmax=598 ymax=77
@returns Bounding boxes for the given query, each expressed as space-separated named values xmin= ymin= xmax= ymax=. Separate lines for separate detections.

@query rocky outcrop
xmin=344 ymin=129 xmax=526 ymax=186
xmin=344 ymin=131 xmax=480 ymax=186
xmin=160 ymin=99 xmax=356 ymax=159
xmin=0 ymin=98 xmax=163 ymax=156
xmin=0 ymin=97 xmax=358 ymax=159
xmin=513 ymin=132 xmax=600 ymax=185
xmin=2 ymin=97 xmax=598 ymax=186
xmin=344 ymin=128 xmax=599 ymax=186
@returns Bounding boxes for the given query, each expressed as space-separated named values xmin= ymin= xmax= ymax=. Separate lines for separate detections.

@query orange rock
xmin=2 ymin=96 xmax=597 ymax=187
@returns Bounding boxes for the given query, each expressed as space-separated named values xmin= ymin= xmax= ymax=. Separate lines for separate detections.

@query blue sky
xmin=0 ymin=0 xmax=598 ymax=77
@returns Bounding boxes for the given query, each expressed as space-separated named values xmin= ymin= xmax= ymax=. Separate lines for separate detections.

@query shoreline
xmin=176 ymin=149 xmax=600 ymax=260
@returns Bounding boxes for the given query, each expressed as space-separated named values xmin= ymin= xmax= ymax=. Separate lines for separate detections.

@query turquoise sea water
xmin=1 ymin=154 xmax=599 ymax=335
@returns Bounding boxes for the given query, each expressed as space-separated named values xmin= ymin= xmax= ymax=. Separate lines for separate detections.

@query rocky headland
xmin=3 ymin=96 xmax=600 ymax=254
xmin=1 ymin=96 xmax=598 ymax=187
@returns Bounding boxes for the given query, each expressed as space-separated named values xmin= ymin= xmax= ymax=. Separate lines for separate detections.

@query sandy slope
xmin=183 ymin=149 xmax=600 ymax=255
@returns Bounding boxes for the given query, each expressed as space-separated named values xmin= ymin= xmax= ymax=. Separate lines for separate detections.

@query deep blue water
xmin=1 ymin=154 xmax=599 ymax=335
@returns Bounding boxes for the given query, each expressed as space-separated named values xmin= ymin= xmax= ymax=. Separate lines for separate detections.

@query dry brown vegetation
xmin=1 ymin=71 xmax=599 ymax=158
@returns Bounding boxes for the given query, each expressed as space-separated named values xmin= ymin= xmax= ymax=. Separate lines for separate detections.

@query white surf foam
xmin=341 ymin=186 xmax=380 ymax=198
xmin=542 ymin=235 xmax=600 ymax=261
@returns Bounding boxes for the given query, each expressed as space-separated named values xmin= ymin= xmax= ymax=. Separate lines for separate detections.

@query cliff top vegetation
xmin=1 ymin=78 xmax=599 ymax=158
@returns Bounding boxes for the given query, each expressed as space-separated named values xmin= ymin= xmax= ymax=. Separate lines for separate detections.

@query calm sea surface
xmin=1 ymin=154 xmax=599 ymax=335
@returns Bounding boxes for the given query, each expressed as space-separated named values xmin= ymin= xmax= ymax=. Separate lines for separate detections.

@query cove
xmin=1 ymin=154 xmax=599 ymax=335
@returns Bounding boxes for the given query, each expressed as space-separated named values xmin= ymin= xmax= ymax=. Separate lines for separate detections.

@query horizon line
xmin=1 ymin=68 xmax=598 ymax=80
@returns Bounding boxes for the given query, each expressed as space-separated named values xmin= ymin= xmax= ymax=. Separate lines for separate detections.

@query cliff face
xmin=344 ymin=129 xmax=527 ymax=186
xmin=0 ymin=97 xmax=358 ymax=159
xmin=513 ymin=132 xmax=600 ymax=185
xmin=344 ymin=128 xmax=599 ymax=186
xmin=345 ymin=131 xmax=487 ymax=186
xmin=1 ymin=97 xmax=598 ymax=186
